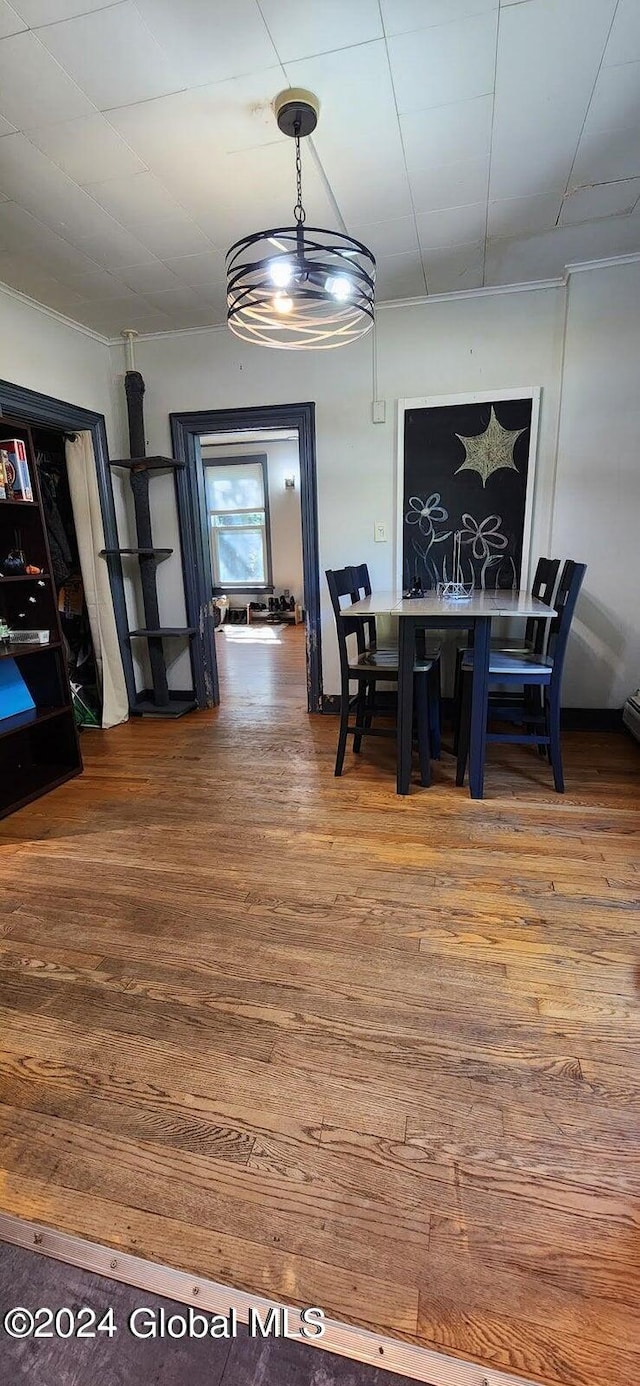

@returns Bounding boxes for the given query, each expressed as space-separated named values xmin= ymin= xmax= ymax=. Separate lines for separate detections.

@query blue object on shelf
xmin=0 ymin=657 xmax=35 ymax=719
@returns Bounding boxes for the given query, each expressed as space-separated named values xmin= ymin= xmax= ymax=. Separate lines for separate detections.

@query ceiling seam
xmin=558 ymin=0 xmax=621 ymax=218
xmin=376 ymin=0 xmax=428 ymax=295
xmin=254 ymin=0 xmax=349 ymax=233
xmin=481 ymin=4 xmax=501 ymax=288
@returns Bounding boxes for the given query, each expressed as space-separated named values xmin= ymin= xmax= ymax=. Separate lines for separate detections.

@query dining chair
xmin=455 ymin=560 xmax=586 ymax=793
xmin=349 ymin=562 xmax=442 ymax=757
xmin=326 ymin=566 xmax=437 ymax=784
xmin=452 ymin=556 xmax=561 ymax=754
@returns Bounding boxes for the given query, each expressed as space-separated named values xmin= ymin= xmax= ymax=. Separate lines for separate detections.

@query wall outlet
xmin=372 ymin=399 xmax=386 ymax=424
xmin=374 ymin=521 xmax=388 ymax=543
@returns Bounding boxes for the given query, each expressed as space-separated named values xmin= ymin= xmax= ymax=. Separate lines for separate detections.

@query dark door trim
xmin=0 ymin=376 xmax=136 ymax=709
xmin=170 ymin=402 xmax=322 ymax=713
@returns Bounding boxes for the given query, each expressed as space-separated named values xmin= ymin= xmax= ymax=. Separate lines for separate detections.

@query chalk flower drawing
xmin=460 ymin=513 xmax=508 ymax=588
xmin=405 ymin=493 xmax=450 ymax=541
xmin=454 ymin=406 xmax=526 ymax=487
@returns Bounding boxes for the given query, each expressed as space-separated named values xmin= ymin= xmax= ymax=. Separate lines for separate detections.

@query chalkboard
xmin=401 ymin=394 xmax=536 ymax=592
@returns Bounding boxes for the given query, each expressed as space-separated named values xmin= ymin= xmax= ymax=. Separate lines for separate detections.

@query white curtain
xmin=65 ymin=431 xmax=129 ymax=730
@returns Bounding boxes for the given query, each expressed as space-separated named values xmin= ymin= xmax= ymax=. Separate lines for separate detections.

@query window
xmin=205 ymin=456 xmax=272 ymax=590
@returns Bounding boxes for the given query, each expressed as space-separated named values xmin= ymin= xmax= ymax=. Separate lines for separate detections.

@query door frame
xmin=170 ymin=402 xmax=322 ymax=713
xmin=0 ymin=376 xmax=136 ymax=709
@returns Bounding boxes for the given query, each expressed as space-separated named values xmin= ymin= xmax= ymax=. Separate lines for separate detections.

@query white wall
xmin=551 ymin=261 xmax=640 ymax=708
xmin=107 ymin=260 xmax=640 ymax=707
xmin=0 ymin=284 xmax=116 ymax=434
xmin=201 ymin=437 xmax=303 ymax=603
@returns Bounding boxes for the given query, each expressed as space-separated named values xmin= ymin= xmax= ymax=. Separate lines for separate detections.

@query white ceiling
xmin=0 ymin=0 xmax=638 ymax=336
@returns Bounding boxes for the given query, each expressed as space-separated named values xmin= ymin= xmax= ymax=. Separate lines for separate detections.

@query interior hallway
xmin=0 ymin=626 xmax=638 ymax=1386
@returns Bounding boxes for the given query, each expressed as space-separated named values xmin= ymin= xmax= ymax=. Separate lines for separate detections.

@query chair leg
xmin=353 ymin=683 xmax=367 ymax=753
xmin=455 ymin=672 xmax=472 ymax=786
xmin=335 ymin=677 xmax=350 ymax=776
xmin=364 ymin=678 xmax=376 ymax=729
xmin=452 ymin=647 xmax=464 ymax=754
xmin=428 ymin=662 xmax=441 ymax=759
xmin=415 ymin=674 xmax=431 ymax=787
xmin=547 ymin=687 xmax=564 ymax=793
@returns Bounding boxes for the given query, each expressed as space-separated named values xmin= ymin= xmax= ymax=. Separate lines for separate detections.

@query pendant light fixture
xmin=226 ymin=90 xmax=376 ymax=349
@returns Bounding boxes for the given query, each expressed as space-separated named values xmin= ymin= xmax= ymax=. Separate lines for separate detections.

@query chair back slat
xmin=325 ymin=567 xmax=367 ymax=674
xmin=548 ymin=559 xmax=586 ymax=689
xmin=349 ymin=562 xmax=378 ymax=646
xmin=525 ymin=556 xmax=561 ymax=653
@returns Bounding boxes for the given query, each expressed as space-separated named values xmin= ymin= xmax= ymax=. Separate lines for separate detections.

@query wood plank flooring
xmin=0 ymin=623 xmax=638 ymax=1386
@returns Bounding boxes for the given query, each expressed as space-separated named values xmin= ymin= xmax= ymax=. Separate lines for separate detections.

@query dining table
xmin=343 ymin=589 xmax=557 ymax=799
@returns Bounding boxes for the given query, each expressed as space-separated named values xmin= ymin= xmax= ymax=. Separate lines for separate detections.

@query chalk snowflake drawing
xmin=454 ymin=407 xmax=526 ymax=487
xmin=459 ymin=512 xmax=508 ymax=588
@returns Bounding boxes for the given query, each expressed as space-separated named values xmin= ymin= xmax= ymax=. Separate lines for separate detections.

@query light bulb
xmin=269 ymin=258 xmax=293 ymax=288
xmin=273 ymin=292 xmax=293 ymax=314
xmin=326 ymin=273 xmax=351 ymax=301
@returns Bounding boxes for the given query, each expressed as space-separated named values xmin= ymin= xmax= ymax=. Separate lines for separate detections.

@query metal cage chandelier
xmin=226 ymin=90 xmax=376 ymax=350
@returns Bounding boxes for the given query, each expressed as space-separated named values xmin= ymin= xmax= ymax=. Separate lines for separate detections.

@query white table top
xmin=342 ymin=591 xmax=556 ymax=618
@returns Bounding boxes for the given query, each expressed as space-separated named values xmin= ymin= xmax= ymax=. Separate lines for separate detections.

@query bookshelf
xmin=0 ymin=415 xmax=82 ymax=818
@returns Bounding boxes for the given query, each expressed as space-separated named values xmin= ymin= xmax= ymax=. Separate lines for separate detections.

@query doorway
xmin=170 ymin=403 xmax=322 ymax=713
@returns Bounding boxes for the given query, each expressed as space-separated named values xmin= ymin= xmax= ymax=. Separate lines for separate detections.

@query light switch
xmin=374 ymin=521 xmax=388 ymax=542
xmin=372 ymin=400 xmax=386 ymax=424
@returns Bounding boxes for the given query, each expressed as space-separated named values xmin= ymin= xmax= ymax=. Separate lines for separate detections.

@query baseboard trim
xmin=321 ymin=694 xmax=624 ymax=732
xmin=0 ymin=1213 xmax=542 ymax=1386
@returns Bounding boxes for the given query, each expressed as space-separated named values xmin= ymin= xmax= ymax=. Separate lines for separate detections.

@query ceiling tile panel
xmin=0 ymin=201 xmax=102 ymax=276
xmin=58 ymin=265 xmax=134 ymax=298
xmin=162 ymin=251 xmax=226 ymax=286
xmin=570 ymin=123 xmax=640 ymax=189
xmin=409 ymin=156 xmax=489 ymax=213
xmin=70 ymin=218 xmax=162 ymax=269
xmin=560 ymin=178 xmax=640 ymax=226
xmin=603 ymin=0 xmax=640 ymax=66
xmin=84 ymin=170 xmax=213 ymax=257
xmin=0 ymin=2 xmax=25 ymax=37
xmin=116 ymin=260 xmax=182 ymax=294
xmin=0 ymin=133 xmax=151 ymax=244
xmin=0 ymin=116 xmax=16 ymax=136
xmin=490 ymin=0 xmax=617 ymax=201
xmin=580 ymin=59 xmax=640 ymax=138
xmin=285 ymin=42 xmax=412 ymax=224
xmin=27 ymin=114 xmax=148 ymax=183
xmin=12 ymin=0 xmax=118 ymax=22
xmin=0 ymin=30 xmax=95 ymax=127
xmin=260 ymin=0 xmax=382 ymax=61
xmin=134 ymin=0 xmax=278 ymax=85
xmin=382 ymin=0 xmax=496 ymax=37
xmin=388 ymin=11 xmax=498 ymax=115
xmin=400 ymin=95 xmax=493 ymax=169
xmin=422 ymin=240 xmax=485 ymax=293
xmin=375 ymin=250 xmax=426 ymax=298
xmin=349 ymin=215 xmax=419 ymax=258
xmin=488 ymin=191 xmax=561 ymax=239
xmin=36 ymin=1 xmax=183 ymax=110
xmin=416 ymin=200 xmax=486 ymax=250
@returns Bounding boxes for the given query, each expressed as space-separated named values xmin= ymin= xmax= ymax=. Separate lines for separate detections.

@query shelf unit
xmin=102 ymin=454 xmax=197 ymax=718
xmin=0 ymin=416 xmax=82 ymax=819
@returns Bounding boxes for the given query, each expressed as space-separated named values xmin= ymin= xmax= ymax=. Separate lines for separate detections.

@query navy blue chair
xmin=455 ymin=561 xmax=586 ymax=793
xmin=349 ymin=562 xmax=442 ymax=759
xmin=326 ymin=566 xmax=436 ymax=785
xmin=452 ymin=555 xmax=561 ymax=755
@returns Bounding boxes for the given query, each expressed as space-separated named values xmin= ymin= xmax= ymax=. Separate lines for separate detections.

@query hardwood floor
xmin=0 ymin=623 xmax=638 ymax=1386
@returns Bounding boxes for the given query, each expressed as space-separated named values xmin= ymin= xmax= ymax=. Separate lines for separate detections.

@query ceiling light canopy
xmin=226 ymin=89 xmax=376 ymax=350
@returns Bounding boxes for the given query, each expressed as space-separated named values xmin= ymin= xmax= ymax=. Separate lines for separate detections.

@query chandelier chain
xmin=293 ymin=125 xmax=306 ymax=224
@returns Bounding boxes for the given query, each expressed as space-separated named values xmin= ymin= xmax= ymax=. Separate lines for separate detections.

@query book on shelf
xmin=0 ymin=439 xmax=33 ymax=502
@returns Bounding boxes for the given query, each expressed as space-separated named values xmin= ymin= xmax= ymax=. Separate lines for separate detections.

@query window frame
xmin=204 ymin=453 xmax=274 ymax=593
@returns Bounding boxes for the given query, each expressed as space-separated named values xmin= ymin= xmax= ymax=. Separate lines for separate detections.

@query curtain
xmin=65 ymin=431 xmax=129 ymax=730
